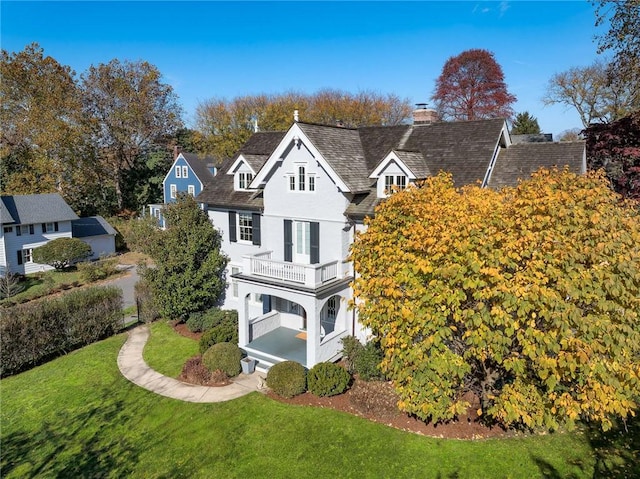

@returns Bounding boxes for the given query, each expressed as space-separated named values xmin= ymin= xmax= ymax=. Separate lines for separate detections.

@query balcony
xmin=241 ymin=251 xmax=346 ymax=288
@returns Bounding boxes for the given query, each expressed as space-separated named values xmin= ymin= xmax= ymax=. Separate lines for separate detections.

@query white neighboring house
xmin=0 ymin=194 xmax=116 ymax=275
xmin=71 ymin=216 xmax=117 ymax=260
xmin=196 ymin=107 xmax=586 ymax=370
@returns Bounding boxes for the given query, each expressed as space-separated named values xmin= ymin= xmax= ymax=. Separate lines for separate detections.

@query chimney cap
xmin=415 ymin=103 xmax=429 ymax=110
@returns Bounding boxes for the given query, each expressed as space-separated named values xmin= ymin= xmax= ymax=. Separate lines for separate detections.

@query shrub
xmin=202 ymin=342 xmax=242 ymax=378
xmin=307 ymin=362 xmax=351 ymax=397
xmin=178 ymin=355 xmax=212 ymax=385
xmin=134 ymin=278 xmax=160 ymax=323
xmin=0 ymin=286 xmax=122 ymax=377
xmin=340 ymin=336 xmax=363 ymax=374
xmin=187 ymin=308 xmax=238 ymax=333
xmin=77 ymin=257 xmax=119 ymax=282
xmin=340 ymin=336 xmax=384 ymax=380
xmin=198 ymin=316 xmax=239 ymax=354
xmin=267 ymin=361 xmax=307 ymax=398
xmin=0 ymin=272 xmax=24 ymax=299
xmin=355 ymin=341 xmax=384 ymax=381
xmin=33 ymin=237 xmax=92 ymax=270
xmin=349 ymin=380 xmax=400 ymax=419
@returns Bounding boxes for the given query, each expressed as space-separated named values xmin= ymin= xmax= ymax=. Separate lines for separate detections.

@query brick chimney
xmin=413 ymin=104 xmax=438 ymax=125
xmin=173 ymin=145 xmax=182 ymax=159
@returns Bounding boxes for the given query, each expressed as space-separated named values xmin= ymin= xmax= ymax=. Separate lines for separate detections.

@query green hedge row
xmin=0 ymin=286 xmax=123 ymax=377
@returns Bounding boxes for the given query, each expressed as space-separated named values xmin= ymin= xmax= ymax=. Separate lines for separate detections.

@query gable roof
xmin=1 ymin=193 xmax=79 ymax=225
xmin=71 ymin=215 xmax=117 ymax=238
xmin=181 ymin=153 xmax=216 ymax=184
xmin=197 ymin=131 xmax=286 ymax=210
xmin=487 ymin=141 xmax=586 ymax=189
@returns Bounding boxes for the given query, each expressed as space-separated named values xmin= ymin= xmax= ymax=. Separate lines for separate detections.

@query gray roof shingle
xmin=488 ymin=141 xmax=585 ymax=189
xmin=197 ymin=131 xmax=285 ymax=210
xmin=71 ymin=216 xmax=117 ymax=238
xmin=181 ymin=153 xmax=216 ymax=185
xmin=1 ymin=193 xmax=79 ymax=225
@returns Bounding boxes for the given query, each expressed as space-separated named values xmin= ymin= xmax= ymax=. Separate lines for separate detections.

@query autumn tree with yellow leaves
xmin=351 ymin=169 xmax=640 ymax=431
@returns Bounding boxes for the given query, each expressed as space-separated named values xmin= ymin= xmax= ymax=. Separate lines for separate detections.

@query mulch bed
xmin=172 ymin=322 xmax=513 ymax=439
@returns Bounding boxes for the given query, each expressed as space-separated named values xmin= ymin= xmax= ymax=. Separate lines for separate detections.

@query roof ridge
xmin=397 ymin=126 xmax=414 ymax=150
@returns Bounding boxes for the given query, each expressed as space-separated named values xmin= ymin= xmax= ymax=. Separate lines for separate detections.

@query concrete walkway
xmin=117 ymin=325 xmax=265 ymax=403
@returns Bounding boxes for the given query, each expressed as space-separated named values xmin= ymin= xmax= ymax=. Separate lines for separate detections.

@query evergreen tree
xmin=511 ymin=112 xmax=541 ymax=135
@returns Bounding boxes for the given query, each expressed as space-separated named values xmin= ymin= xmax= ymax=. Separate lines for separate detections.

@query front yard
xmin=3 ymin=325 xmax=631 ymax=478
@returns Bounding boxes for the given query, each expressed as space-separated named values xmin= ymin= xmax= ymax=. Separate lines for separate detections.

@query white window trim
xmin=286 ymin=169 xmax=317 ymax=193
xmin=175 ymin=166 xmax=181 ymax=178
xmin=170 ymin=184 xmax=177 ymax=199
xmin=182 ymin=166 xmax=188 ymax=178
xmin=188 ymin=185 xmax=195 ymax=196
xmin=237 ymin=212 xmax=253 ymax=243
xmin=23 ymin=248 xmax=33 ymax=264
xmin=238 ymin=172 xmax=253 ymax=190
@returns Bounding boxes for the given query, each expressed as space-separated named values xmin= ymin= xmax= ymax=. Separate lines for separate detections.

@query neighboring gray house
xmin=197 ymin=108 xmax=586 ymax=370
xmin=0 ymin=194 xmax=117 ymax=275
xmin=71 ymin=216 xmax=117 ymax=260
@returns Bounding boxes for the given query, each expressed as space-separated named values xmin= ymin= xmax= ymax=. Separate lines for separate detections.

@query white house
xmin=197 ymin=108 xmax=586 ymax=370
xmin=1 ymin=194 xmax=117 ymax=275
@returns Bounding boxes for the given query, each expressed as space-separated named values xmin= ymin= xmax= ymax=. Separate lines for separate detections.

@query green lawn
xmin=2 ymin=327 xmax=636 ymax=478
xmin=142 ymin=321 xmax=199 ymax=377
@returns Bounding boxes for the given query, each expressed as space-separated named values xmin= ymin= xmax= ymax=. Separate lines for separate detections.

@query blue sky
xmin=2 ymin=1 xmax=604 ymax=137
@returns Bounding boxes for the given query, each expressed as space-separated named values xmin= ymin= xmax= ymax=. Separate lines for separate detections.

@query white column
xmin=237 ymin=282 xmax=251 ymax=347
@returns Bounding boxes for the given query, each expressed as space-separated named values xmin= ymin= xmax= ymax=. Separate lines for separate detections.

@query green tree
xmin=511 ymin=112 xmax=541 ymax=135
xmin=140 ymin=194 xmax=228 ymax=320
xmin=351 ymin=170 xmax=640 ymax=431
xmin=81 ymin=59 xmax=182 ymax=211
xmin=33 ymin=238 xmax=92 ymax=270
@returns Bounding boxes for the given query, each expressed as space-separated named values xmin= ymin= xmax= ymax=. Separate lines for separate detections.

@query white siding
xmin=376 ymin=161 xmax=406 ymax=198
xmin=81 ymin=235 xmax=116 ymax=260
xmin=3 ymin=221 xmax=73 ymax=274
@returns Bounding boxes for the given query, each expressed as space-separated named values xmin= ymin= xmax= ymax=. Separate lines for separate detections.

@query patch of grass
xmin=122 ymin=304 xmax=137 ymax=317
xmin=1 ymin=269 xmax=84 ymax=305
xmin=142 ymin=321 xmax=199 ymax=377
xmin=1 ymin=331 xmax=617 ymax=478
xmin=117 ymin=251 xmax=151 ymax=266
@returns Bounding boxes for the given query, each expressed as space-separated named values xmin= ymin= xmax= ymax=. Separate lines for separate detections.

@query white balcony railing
xmin=242 ymin=251 xmax=343 ymax=288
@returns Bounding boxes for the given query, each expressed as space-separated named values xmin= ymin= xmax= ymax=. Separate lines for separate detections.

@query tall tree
xmin=593 ymin=0 xmax=640 ymax=88
xmin=431 ymin=49 xmax=516 ymax=121
xmin=195 ymin=90 xmax=412 ymax=160
xmin=0 ymin=44 xmax=88 ymax=200
xmin=81 ymin=59 xmax=182 ymax=211
xmin=140 ymin=194 xmax=228 ymax=320
xmin=351 ymin=170 xmax=640 ymax=432
xmin=511 ymin=112 xmax=541 ymax=135
xmin=543 ymin=60 xmax=640 ymax=128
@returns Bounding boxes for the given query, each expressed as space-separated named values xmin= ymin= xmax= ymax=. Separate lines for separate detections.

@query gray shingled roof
xmin=181 ymin=153 xmax=216 ymax=185
xmin=298 ymin=123 xmax=371 ymax=192
xmin=487 ymin=141 xmax=585 ymax=189
xmin=345 ymin=189 xmax=381 ymax=220
xmin=394 ymin=150 xmax=431 ymax=178
xmin=71 ymin=216 xmax=117 ymax=238
xmin=403 ymin=118 xmax=506 ymax=186
xmin=1 ymin=193 xmax=79 ymax=225
xmin=197 ymin=131 xmax=285 ymax=210
xmin=0 ymin=200 xmax=15 ymax=224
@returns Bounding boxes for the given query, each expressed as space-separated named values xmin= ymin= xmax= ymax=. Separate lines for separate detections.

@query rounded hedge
xmin=308 ymin=362 xmax=351 ymax=397
xmin=202 ymin=342 xmax=243 ymax=378
xmin=198 ymin=318 xmax=239 ymax=354
xmin=266 ymin=361 xmax=307 ymax=398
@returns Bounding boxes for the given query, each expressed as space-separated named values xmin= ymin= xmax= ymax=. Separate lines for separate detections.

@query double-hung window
xmin=238 ymin=213 xmax=253 ymax=242
xmin=298 ymin=166 xmax=306 ymax=191
xmin=288 ymin=166 xmax=315 ymax=192
xmin=42 ymin=222 xmax=58 ymax=233
xmin=188 ymin=185 xmax=195 ymax=196
xmin=17 ymin=248 xmax=33 ymax=265
xmin=175 ymin=166 xmax=182 ymax=178
xmin=170 ymin=184 xmax=177 ymax=199
xmin=16 ymin=224 xmax=34 ymax=236
xmin=182 ymin=166 xmax=188 ymax=178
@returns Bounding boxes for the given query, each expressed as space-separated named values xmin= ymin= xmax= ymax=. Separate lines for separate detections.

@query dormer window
xmin=384 ymin=175 xmax=407 ymax=193
xmin=238 ymin=172 xmax=253 ymax=190
xmin=175 ymin=166 xmax=181 ymax=178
